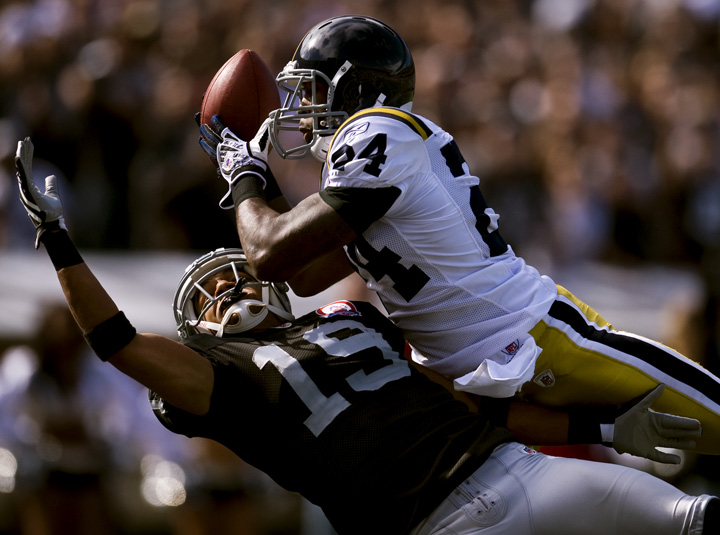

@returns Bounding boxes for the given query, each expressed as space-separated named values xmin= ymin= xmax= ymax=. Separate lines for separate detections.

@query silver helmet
xmin=173 ymin=248 xmax=294 ymax=338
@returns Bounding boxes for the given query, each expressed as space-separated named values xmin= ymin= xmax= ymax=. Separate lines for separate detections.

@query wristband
xmin=40 ymin=228 xmax=84 ymax=271
xmin=231 ymin=170 xmax=266 ymax=206
xmin=83 ymin=311 xmax=137 ymax=361
xmin=567 ymin=411 xmax=602 ymax=444
xmin=482 ymin=397 xmax=513 ymax=428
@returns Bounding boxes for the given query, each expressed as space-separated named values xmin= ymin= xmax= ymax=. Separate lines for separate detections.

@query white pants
xmin=411 ymin=443 xmax=716 ymax=535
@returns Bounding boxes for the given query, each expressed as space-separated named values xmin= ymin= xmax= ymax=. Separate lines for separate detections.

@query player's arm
xmin=411 ymin=361 xmax=701 ymax=461
xmin=198 ymin=115 xmax=358 ymax=287
xmin=236 ymin=195 xmax=356 ymax=285
xmin=15 ymin=138 xmax=213 ymax=416
xmin=410 ymin=362 xmax=571 ymax=444
xmin=485 ymin=386 xmax=701 ymax=463
xmin=238 ymin=181 xmax=401 ymax=289
xmin=250 ymin=184 xmax=356 ymax=295
xmin=250 ymin=182 xmax=354 ymax=293
xmin=56 ymin=263 xmax=213 ymax=415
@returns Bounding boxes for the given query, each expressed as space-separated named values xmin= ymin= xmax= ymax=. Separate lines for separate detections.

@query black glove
xmin=15 ymin=137 xmax=66 ymax=248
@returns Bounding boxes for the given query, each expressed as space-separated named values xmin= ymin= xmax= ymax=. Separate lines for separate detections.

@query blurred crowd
xmin=1 ymin=0 xmax=720 ymax=533
xmin=2 ymin=0 xmax=720 ymax=268
xmin=0 ymin=303 xmax=303 ymax=535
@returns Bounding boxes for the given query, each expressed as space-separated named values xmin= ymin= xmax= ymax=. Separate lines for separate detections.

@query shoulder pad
xmin=337 ymin=107 xmax=433 ymax=141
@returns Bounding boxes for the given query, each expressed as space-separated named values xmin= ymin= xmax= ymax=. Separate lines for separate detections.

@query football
xmin=200 ymin=49 xmax=280 ymax=141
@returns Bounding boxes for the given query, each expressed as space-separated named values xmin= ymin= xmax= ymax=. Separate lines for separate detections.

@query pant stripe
xmin=546 ymin=298 xmax=720 ymax=408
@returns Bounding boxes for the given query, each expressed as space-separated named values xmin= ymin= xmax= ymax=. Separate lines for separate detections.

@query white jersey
xmin=320 ymin=107 xmax=557 ymax=394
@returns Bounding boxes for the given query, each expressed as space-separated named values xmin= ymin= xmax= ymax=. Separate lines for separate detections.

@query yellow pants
xmin=519 ymin=286 xmax=720 ymax=455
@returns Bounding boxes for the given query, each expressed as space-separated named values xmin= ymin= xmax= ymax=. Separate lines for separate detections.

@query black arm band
xmin=231 ymin=168 xmax=267 ymax=206
xmin=567 ymin=411 xmax=602 ymax=444
xmin=481 ymin=397 xmax=513 ymax=428
xmin=40 ymin=228 xmax=84 ymax=271
xmin=83 ymin=311 xmax=137 ymax=361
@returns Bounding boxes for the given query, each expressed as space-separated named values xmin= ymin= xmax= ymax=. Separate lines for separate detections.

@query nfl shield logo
xmin=503 ymin=340 xmax=520 ymax=355
xmin=533 ymin=369 xmax=556 ymax=388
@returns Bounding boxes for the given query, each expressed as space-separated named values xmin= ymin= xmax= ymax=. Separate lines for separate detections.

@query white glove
xmin=198 ymin=115 xmax=278 ymax=209
xmin=15 ymin=137 xmax=66 ymax=248
xmin=217 ymin=117 xmax=271 ymax=174
xmin=216 ymin=118 xmax=271 ymax=207
xmin=611 ymin=384 xmax=702 ymax=464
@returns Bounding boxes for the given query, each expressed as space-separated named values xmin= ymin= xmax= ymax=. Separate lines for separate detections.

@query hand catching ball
xmin=200 ymin=49 xmax=280 ymax=141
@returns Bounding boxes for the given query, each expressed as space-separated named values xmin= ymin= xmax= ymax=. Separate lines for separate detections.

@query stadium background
xmin=1 ymin=0 xmax=719 ymax=533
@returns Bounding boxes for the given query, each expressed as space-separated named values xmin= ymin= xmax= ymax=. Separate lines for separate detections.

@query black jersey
xmin=151 ymin=301 xmax=513 ymax=535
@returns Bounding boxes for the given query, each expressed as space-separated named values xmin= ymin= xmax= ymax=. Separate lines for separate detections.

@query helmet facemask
xmin=270 ymin=62 xmax=351 ymax=161
xmin=174 ymin=248 xmax=294 ymax=339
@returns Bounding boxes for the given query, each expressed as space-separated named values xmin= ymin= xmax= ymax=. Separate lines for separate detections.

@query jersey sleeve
xmin=325 ymin=108 xmax=433 ymax=189
xmin=149 ymin=355 xmax=258 ymax=440
xmin=320 ymin=108 xmax=435 ymax=232
xmin=319 ymin=186 xmax=400 ymax=234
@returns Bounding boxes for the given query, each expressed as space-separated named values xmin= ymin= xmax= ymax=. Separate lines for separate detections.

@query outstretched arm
xmin=56 ymin=262 xmax=213 ymax=416
xmin=410 ymin=361 xmax=701 ymax=461
xmin=409 ymin=362 xmax=571 ymax=444
xmin=15 ymin=138 xmax=213 ymax=416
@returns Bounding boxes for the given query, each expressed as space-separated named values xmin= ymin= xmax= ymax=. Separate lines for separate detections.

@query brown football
xmin=200 ymin=49 xmax=279 ymax=140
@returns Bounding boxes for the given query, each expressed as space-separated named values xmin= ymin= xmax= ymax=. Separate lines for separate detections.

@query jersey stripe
xmin=339 ymin=107 xmax=433 ymax=140
xmin=547 ymin=299 xmax=720 ymax=408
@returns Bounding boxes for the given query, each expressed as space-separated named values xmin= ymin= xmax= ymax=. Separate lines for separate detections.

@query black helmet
xmin=269 ymin=15 xmax=415 ymax=160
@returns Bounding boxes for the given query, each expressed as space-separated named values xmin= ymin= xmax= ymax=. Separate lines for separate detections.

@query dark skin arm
xmin=244 ymin=194 xmax=573 ymax=441
xmin=57 ymin=262 xmax=214 ymax=416
xmin=236 ymin=195 xmax=356 ymax=294
xmin=502 ymin=401 xmax=570 ymax=445
xmin=240 ymin=195 xmax=571 ymax=442
xmin=58 ymin=261 xmax=569 ymax=443
xmin=286 ymin=249 xmax=357 ymax=297
xmin=244 ymin=194 xmax=355 ymax=295
xmin=410 ymin=361 xmax=570 ymax=445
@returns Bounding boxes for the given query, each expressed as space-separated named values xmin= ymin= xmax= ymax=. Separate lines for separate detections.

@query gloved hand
xmin=15 ymin=137 xmax=66 ymax=248
xmin=611 ymin=384 xmax=701 ymax=464
xmin=198 ymin=114 xmax=280 ymax=209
